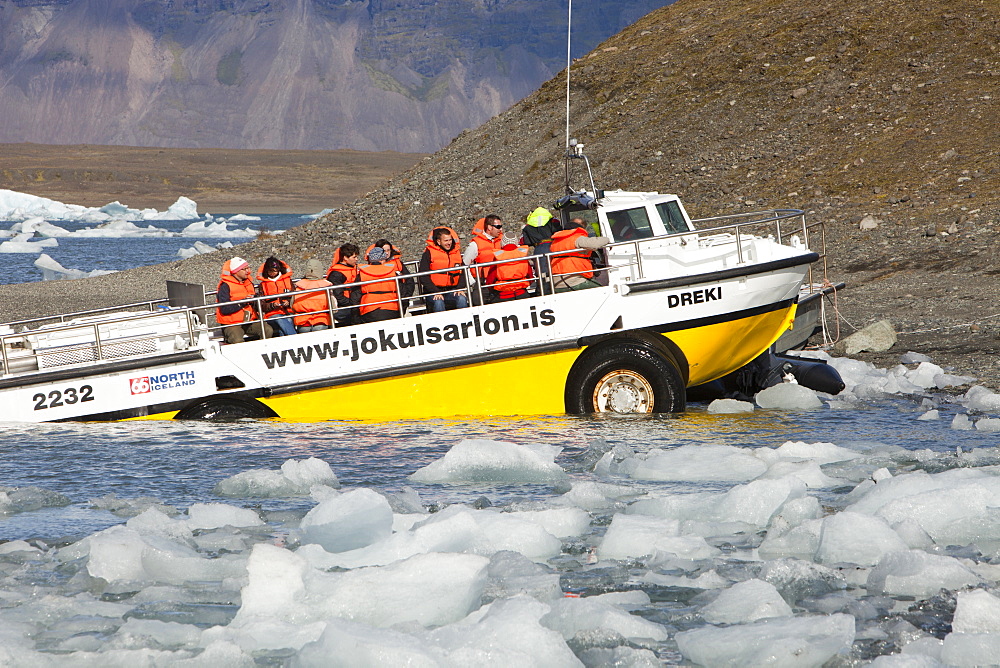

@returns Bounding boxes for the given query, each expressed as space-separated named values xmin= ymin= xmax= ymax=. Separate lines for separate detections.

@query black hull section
xmin=687 ymin=350 xmax=845 ymax=403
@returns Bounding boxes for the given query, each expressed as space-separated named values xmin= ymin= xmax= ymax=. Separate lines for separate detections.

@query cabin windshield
xmin=655 ymin=201 xmax=689 ymax=234
xmin=605 ymin=207 xmax=654 ymax=242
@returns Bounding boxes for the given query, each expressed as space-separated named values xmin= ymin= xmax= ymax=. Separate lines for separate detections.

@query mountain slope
xmin=0 ymin=0 xmax=667 ymax=152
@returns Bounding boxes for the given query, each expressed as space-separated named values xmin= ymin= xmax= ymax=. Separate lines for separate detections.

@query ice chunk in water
xmin=213 ymin=457 xmax=339 ymax=497
xmin=868 ymin=550 xmax=983 ymax=596
xmin=917 ymin=409 xmax=940 ymax=421
xmin=941 ymin=632 xmax=1000 ymax=667
xmin=952 ymin=413 xmax=975 ymax=430
xmin=976 ymin=417 xmax=1000 ymax=432
xmin=598 ymin=514 xmax=717 ymax=561
xmin=755 ymin=383 xmax=823 ymax=409
xmin=293 ymin=619 xmax=438 ymax=667
xmin=699 ymin=579 xmax=792 ymax=624
xmin=300 ymin=488 xmax=393 ymax=553
xmin=965 ymin=386 xmax=1000 ymax=413
xmin=483 ymin=551 xmax=562 ymax=603
xmin=951 ymin=589 xmax=1000 ymax=634
xmin=425 ymin=597 xmax=581 ymax=666
xmin=409 ymin=439 xmax=567 ymax=483
xmin=186 ymin=503 xmax=263 ymax=530
xmin=89 ymin=494 xmax=178 ymax=518
xmin=757 ymin=558 xmax=847 ymax=605
xmin=82 ymin=525 xmax=245 ymax=585
xmin=237 ymin=544 xmax=489 ymax=628
xmin=707 ymin=398 xmax=755 ymax=413
xmin=675 ymin=613 xmax=855 ymax=667
xmin=541 ymin=596 xmax=668 ymax=641
xmin=905 ymin=362 xmax=945 ymax=389
xmin=0 ymin=486 xmax=70 ymax=514
xmin=620 ymin=444 xmax=767 ymax=482
xmin=816 ymin=511 xmax=908 ymax=566
xmin=768 ymin=440 xmax=862 ymax=465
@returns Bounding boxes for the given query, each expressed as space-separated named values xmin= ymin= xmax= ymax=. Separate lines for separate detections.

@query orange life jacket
xmin=470 ymin=229 xmax=501 ymax=280
xmin=425 ymin=226 xmax=463 ymax=288
xmin=256 ymin=260 xmax=294 ymax=319
xmin=550 ymin=228 xmax=594 ymax=280
xmin=326 ymin=250 xmax=359 ymax=301
xmin=292 ymin=278 xmax=334 ymax=327
xmin=358 ymin=263 xmax=400 ymax=315
xmin=216 ymin=260 xmax=258 ymax=326
xmin=492 ymin=247 xmax=532 ymax=295
xmin=364 ymin=243 xmax=404 ymax=273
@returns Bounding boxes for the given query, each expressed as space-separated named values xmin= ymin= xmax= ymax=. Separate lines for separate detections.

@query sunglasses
xmin=489 ymin=223 xmax=503 ymax=229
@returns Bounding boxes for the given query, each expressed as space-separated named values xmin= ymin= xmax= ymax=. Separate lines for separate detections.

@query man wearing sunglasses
xmin=464 ymin=214 xmax=504 ymax=305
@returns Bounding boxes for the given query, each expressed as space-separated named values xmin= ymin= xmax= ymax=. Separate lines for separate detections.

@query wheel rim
xmin=592 ymin=369 xmax=654 ymax=413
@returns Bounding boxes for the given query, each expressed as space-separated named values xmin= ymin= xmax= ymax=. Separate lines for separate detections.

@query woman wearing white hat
xmin=216 ymin=256 xmax=272 ymax=344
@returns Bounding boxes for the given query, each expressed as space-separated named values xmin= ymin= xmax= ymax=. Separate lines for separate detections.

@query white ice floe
xmin=34 ymin=253 xmax=116 ymax=280
xmin=868 ymin=550 xmax=983 ymax=597
xmin=951 ymin=589 xmax=1000 ymax=634
xmin=618 ymin=444 xmax=768 ymax=482
xmin=409 ymin=439 xmax=567 ymax=483
xmin=297 ymin=504 xmax=565 ymax=569
xmin=0 ymin=232 xmax=59 ymax=253
xmin=755 ymin=382 xmax=823 ymax=409
xmin=300 ymin=488 xmax=393 ymax=553
xmin=699 ymin=578 xmax=793 ymax=624
xmin=236 ymin=545 xmax=489 ymax=628
xmin=213 ymin=457 xmax=340 ymax=498
xmin=0 ymin=486 xmax=71 ymax=514
xmin=964 ymin=385 xmax=1000 ymax=413
xmin=177 ymin=240 xmax=234 ymax=258
xmin=675 ymin=613 xmax=856 ymax=667
xmin=0 ymin=189 xmax=201 ymax=223
xmin=597 ymin=514 xmax=717 ymax=561
xmin=707 ymin=398 xmax=755 ymax=413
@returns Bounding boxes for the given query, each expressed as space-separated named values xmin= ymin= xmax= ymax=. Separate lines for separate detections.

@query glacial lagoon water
xmin=3 ymin=375 xmax=1000 ymax=666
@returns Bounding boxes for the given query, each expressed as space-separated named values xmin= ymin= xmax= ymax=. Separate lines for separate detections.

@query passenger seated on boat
xmin=549 ymin=221 xmax=610 ymax=293
xmin=326 ymin=243 xmax=360 ymax=327
xmin=292 ymin=259 xmax=335 ymax=333
xmin=464 ymin=214 xmax=503 ymax=306
xmin=366 ymin=239 xmax=414 ymax=313
xmin=216 ymin=256 xmax=273 ymax=344
xmin=419 ymin=226 xmax=468 ymax=312
xmin=358 ymin=247 xmax=402 ymax=323
xmin=486 ymin=235 xmax=534 ymax=301
xmin=256 ymin=256 xmax=297 ymax=337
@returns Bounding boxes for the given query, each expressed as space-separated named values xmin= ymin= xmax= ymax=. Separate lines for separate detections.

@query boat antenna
xmin=563 ymin=0 xmax=598 ymax=197
xmin=565 ymin=0 xmax=572 ymax=151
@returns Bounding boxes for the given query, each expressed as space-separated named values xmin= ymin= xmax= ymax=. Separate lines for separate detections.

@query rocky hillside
xmin=2 ymin=0 xmax=999 ymax=379
xmin=270 ymin=0 xmax=999 ymax=279
xmin=0 ymin=0 xmax=666 ymax=152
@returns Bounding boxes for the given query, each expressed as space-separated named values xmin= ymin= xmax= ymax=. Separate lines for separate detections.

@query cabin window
xmin=656 ymin=201 xmax=689 ymax=234
xmin=606 ymin=207 xmax=654 ymax=241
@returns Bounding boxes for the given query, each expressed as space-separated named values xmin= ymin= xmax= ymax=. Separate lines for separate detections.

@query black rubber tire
xmin=565 ymin=339 xmax=686 ymax=414
xmin=174 ymin=396 xmax=278 ymax=420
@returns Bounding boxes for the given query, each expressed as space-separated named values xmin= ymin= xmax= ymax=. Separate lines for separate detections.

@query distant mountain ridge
xmin=0 ymin=0 xmax=668 ymax=152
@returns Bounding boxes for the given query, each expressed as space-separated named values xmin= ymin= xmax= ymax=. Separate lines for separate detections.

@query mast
xmin=561 ymin=0 xmax=597 ymax=202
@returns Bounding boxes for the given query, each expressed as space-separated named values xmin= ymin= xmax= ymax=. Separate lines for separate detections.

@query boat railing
xmin=0 ymin=212 xmax=827 ymax=377
xmin=0 ymin=306 xmax=206 ymax=377
xmin=605 ymin=208 xmax=829 ymax=295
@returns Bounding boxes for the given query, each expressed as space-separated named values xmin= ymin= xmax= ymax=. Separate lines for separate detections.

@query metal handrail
xmin=0 ymin=211 xmax=825 ymax=377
